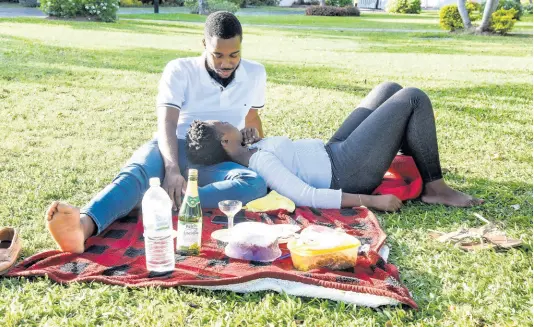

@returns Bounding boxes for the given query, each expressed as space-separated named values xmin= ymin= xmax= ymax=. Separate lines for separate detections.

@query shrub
xmin=209 ymin=0 xmax=239 ymax=12
xmin=439 ymin=4 xmax=463 ymax=31
xmin=325 ymin=0 xmax=352 ymax=6
xmin=82 ymin=0 xmax=119 ymax=21
xmin=246 ymin=0 xmax=279 ymax=5
xmin=482 ymin=0 xmax=523 ymax=20
xmin=161 ymin=0 xmax=184 ymax=5
xmin=500 ymin=0 xmax=522 ymax=19
xmin=466 ymin=0 xmax=481 ymax=20
xmin=185 ymin=0 xmax=238 ymax=13
xmin=386 ymin=0 xmax=421 ymax=14
xmin=305 ymin=5 xmax=360 ymax=15
xmin=227 ymin=0 xmax=245 ymax=7
xmin=184 ymin=0 xmax=206 ymax=12
xmin=523 ymin=3 xmax=533 ymax=14
xmin=120 ymin=0 xmax=142 ymax=6
xmin=490 ymin=7 xmax=517 ymax=33
xmin=41 ymin=0 xmax=81 ymax=17
xmin=138 ymin=0 xmax=183 ymax=4
xmin=41 ymin=0 xmax=119 ymax=21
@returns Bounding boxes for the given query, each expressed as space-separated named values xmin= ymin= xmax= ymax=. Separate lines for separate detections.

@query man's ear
xmin=202 ymin=38 xmax=206 ymax=48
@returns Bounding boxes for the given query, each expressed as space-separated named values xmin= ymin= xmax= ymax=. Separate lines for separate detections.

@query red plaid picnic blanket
xmin=7 ymin=207 xmax=417 ymax=309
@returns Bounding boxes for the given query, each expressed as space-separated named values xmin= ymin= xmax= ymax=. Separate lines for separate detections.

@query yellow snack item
xmin=287 ymin=226 xmax=361 ymax=271
xmin=244 ymin=190 xmax=296 ymax=213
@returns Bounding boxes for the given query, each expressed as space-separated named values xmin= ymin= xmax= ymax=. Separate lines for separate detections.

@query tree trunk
xmin=457 ymin=0 xmax=472 ymax=29
xmin=477 ymin=0 xmax=499 ymax=32
xmin=319 ymin=0 xmax=325 ymax=6
xmin=198 ymin=0 xmax=207 ymax=15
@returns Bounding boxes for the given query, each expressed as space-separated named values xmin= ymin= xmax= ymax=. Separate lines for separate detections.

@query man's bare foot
xmin=421 ymin=179 xmax=484 ymax=207
xmin=45 ymin=201 xmax=95 ymax=254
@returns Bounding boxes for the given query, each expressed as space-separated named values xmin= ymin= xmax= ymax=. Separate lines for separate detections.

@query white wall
xmin=279 ymin=0 xmax=294 ymax=6
xmin=421 ymin=0 xmax=480 ymax=9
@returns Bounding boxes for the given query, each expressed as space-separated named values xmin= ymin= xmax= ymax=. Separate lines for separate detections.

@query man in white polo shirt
xmin=44 ymin=12 xmax=268 ymax=253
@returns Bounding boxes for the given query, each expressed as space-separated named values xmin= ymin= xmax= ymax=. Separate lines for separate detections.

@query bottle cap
xmin=149 ymin=177 xmax=161 ymax=187
xmin=188 ymin=169 xmax=198 ymax=177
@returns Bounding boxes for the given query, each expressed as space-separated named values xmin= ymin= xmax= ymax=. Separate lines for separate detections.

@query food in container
xmin=221 ymin=222 xmax=299 ymax=262
xmin=287 ymin=225 xmax=361 ymax=271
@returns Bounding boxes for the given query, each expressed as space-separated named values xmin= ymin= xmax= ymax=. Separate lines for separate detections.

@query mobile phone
xmin=211 ymin=213 xmax=250 ymax=225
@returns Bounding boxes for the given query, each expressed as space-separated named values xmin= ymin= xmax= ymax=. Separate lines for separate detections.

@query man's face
xmin=204 ymin=36 xmax=241 ymax=79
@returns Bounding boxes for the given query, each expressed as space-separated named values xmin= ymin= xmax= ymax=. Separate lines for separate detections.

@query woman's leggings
xmin=325 ymin=82 xmax=443 ymax=194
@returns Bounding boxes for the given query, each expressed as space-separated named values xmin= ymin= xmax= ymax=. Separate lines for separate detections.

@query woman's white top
xmin=249 ymin=136 xmax=342 ymax=208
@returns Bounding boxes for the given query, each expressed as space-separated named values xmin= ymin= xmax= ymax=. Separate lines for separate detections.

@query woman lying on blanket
xmin=185 ymin=82 xmax=483 ymax=212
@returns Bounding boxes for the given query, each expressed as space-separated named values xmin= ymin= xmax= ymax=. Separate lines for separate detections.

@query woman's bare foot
xmin=421 ymin=179 xmax=483 ymax=207
xmin=45 ymin=201 xmax=95 ymax=254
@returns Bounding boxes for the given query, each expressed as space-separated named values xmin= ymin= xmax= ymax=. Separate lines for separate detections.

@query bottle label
xmin=186 ymin=197 xmax=200 ymax=208
xmin=144 ymin=213 xmax=170 ymax=232
xmin=176 ymin=220 xmax=201 ymax=255
xmin=155 ymin=215 xmax=169 ymax=231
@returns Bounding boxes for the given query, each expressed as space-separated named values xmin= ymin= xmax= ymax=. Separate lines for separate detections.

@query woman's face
xmin=209 ymin=121 xmax=244 ymax=155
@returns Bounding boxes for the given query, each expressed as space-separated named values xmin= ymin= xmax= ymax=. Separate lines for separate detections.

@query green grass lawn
xmin=0 ymin=13 xmax=532 ymax=327
xmin=120 ymin=10 xmax=533 ymax=33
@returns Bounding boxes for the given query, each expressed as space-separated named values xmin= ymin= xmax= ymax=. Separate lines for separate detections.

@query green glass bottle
xmin=176 ymin=169 xmax=203 ymax=256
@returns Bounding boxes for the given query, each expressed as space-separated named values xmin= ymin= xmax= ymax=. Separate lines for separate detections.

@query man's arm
xmin=245 ymin=109 xmax=264 ymax=138
xmin=157 ymin=106 xmax=186 ymax=210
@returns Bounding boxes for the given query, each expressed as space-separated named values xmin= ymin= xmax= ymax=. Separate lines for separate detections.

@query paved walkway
xmin=0 ymin=6 xmax=45 ymax=17
xmin=119 ymin=7 xmax=308 ymax=15
xmin=123 ymin=18 xmax=446 ymax=33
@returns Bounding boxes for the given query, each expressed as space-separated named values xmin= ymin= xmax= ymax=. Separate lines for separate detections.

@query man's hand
xmin=162 ymin=166 xmax=187 ymax=211
xmin=241 ymin=127 xmax=261 ymax=145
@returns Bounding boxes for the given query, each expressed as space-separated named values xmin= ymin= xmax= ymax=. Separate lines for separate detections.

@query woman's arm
xmin=250 ymin=151 xmax=403 ymax=211
xmin=341 ymin=193 xmax=402 ymax=212
xmin=250 ymin=151 xmax=342 ymax=208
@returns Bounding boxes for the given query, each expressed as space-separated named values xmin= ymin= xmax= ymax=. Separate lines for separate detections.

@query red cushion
xmin=373 ymin=155 xmax=423 ymax=201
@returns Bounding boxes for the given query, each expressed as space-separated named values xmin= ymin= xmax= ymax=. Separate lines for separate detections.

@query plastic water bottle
xmin=142 ymin=177 xmax=175 ymax=272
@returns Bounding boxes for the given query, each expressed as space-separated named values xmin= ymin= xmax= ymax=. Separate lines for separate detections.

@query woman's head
xmin=185 ymin=120 xmax=244 ymax=165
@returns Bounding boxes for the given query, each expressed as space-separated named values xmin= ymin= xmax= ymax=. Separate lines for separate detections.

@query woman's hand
xmin=368 ymin=194 xmax=403 ymax=212
xmin=240 ymin=127 xmax=261 ymax=145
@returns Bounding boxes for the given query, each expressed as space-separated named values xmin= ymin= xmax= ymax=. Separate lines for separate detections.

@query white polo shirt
xmin=156 ymin=54 xmax=266 ymax=139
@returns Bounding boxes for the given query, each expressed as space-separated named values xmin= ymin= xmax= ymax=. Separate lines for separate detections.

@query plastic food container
xmin=222 ymin=222 xmax=300 ymax=262
xmin=287 ymin=225 xmax=361 ymax=271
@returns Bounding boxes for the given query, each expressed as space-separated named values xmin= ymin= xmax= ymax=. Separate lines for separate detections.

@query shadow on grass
xmin=426 ymin=83 xmax=533 ymax=125
xmin=0 ymin=35 xmax=201 ymax=78
xmin=388 ymin=172 xmax=532 ymax=230
xmin=0 ymin=17 xmax=204 ymax=36
xmin=2 ymin=35 xmax=531 ymax=121
xmin=0 ymin=35 xmax=372 ymax=94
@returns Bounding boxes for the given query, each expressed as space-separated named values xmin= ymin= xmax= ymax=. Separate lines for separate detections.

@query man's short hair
xmin=186 ymin=120 xmax=230 ymax=166
xmin=204 ymin=11 xmax=243 ymax=41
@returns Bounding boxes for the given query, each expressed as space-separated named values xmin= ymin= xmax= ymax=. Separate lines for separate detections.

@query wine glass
xmin=218 ymin=200 xmax=242 ymax=229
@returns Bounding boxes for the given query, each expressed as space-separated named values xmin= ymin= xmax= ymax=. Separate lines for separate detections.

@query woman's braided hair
xmin=185 ymin=120 xmax=230 ymax=166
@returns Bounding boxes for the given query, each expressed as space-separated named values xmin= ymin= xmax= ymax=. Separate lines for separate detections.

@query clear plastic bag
xmin=220 ymin=222 xmax=300 ymax=262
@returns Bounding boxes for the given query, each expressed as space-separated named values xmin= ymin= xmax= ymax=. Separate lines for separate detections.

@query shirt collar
xmin=197 ymin=52 xmax=247 ymax=87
